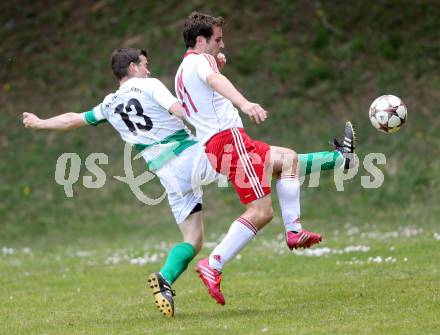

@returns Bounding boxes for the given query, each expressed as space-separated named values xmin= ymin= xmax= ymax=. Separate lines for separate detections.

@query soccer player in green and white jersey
xmin=23 ymin=48 xmax=221 ymax=317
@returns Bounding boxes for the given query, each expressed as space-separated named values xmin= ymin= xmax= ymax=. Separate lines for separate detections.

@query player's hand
xmin=22 ymin=112 xmax=41 ymax=129
xmin=216 ymin=52 xmax=226 ymax=71
xmin=240 ymin=101 xmax=267 ymax=124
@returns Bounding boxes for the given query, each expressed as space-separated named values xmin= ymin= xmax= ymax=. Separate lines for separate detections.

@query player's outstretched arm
xmin=206 ymin=73 xmax=267 ymax=124
xmin=23 ymin=112 xmax=87 ymax=131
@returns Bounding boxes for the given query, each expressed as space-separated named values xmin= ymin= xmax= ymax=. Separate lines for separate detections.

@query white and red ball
xmin=369 ymin=95 xmax=407 ymax=133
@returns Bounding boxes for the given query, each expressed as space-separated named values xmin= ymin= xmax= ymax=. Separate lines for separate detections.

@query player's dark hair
xmin=182 ymin=12 xmax=225 ymax=49
xmin=111 ymin=48 xmax=147 ymax=80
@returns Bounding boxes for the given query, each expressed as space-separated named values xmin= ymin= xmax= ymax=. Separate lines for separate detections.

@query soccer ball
xmin=369 ymin=95 xmax=407 ymax=133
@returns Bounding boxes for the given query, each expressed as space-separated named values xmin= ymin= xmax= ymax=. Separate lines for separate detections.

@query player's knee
xmin=261 ymin=198 xmax=274 ymax=222
xmin=254 ymin=204 xmax=273 ymax=225
xmin=262 ymin=206 xmax=273 ymax=223
xmin=246 ymin=196 xmax=273 ymax=228
xmin=285 ymin=148 xmax=298 ymax=165
xmin=283 ymin=148 xmax=298 ymax=174
xmin=291 ymin=150 xmax=298 ymax=165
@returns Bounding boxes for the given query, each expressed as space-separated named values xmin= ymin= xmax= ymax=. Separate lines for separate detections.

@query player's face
xmin=134 ymin=55 xmax=150 ymax=78
xmin=204 ymin=26 xmax=224 ymax=57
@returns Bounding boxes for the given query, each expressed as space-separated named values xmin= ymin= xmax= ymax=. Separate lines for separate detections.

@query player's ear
xmin=196 ymin=35 xmax=205 ymax=46
xmin=127 ymin=62 xmax=137 ymax=76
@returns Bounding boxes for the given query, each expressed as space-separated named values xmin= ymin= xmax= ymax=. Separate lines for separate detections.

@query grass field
xmin=2 ymin=202 xmax=439 ymax=335
xmin=2 ymin=1 xmax=440 ymax=334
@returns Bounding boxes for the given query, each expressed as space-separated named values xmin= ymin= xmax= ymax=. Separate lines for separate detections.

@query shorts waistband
xmin=206 ymin=127 xmax=245 ymax=146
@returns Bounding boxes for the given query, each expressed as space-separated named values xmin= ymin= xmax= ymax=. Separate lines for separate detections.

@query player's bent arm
xmin=23 ymin=112 xmax=87 ymax=131
xmin=206 ymin=73 xmax=248 ymax=108
xmin=168 ymin=102 xmax=185 ymax=119
xmin=216 ymin=52 xmax=226 ymax=72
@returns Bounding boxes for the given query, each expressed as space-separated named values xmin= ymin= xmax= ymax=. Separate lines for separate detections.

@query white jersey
xmin=175 ymin=52 xmax=243 ymax=143
xmin=84 ymin=77 xmax=197 ymax=170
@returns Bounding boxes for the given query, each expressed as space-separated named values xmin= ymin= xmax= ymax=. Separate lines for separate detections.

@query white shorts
xmin=155 ymin=144 xmax=219 ymax=224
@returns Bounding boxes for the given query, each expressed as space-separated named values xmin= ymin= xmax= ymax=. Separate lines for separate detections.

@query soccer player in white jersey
xmin=175 ymin=12 xmax=356 ymax=305
xmin=22 ymin=48 xmax=222 ymax=318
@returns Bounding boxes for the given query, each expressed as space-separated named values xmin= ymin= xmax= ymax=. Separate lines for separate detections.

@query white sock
xmin=276 ymin=175 xmax=302 ymax=232
xmin=209 ymin=217 xmax=257 ymax=271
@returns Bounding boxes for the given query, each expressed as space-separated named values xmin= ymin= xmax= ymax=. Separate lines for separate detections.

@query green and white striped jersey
xmin=84 ymin=77 xmax=197 ymax=170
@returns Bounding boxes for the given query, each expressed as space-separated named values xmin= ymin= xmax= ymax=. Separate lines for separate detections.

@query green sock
xmin=159 ymin=242 xmax=196 ymax=285
xmin=298 ymin=151 xmax=344 ymax=177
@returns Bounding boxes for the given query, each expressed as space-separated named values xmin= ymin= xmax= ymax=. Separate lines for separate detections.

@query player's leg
xmin=298 ymin=151 xmax=344 ymax=176
xmin=298 ymin=121 xmax=357 ymax=175
xmin=149 ymin=147 xmax=205 ymax=317
xmin=208 ymin=194 xmax=272 ymax=270
xmin=148 ymin=206 xmax=203 ymax=317
xmin=178 ymin=206 xmax=204 ymax=253
xmin=208 ymin=128 xmax=274 ymax=253
xmin=198 ymin=128 xmax=273 ymax=304
xmin=154 ymin=144 xmax=208 ymax=285
xmin=196 ymin=195 xmax=273 ymax=305
xmin=270 ymin=145 xmax=323 ymax=249
xmin=159 ymin=206 xmax=203 ymax=285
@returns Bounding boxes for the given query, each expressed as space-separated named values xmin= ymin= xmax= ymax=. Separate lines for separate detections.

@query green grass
xmin=2 ymin=1 xmax=440 ymax=334
xmin=1 ymin=221 xmax=439 ymax=335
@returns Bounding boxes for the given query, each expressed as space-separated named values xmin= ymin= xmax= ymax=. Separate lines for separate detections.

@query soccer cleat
xmin=195 ymin=258 xmax=225 ymax=305
xmin=333 ymin=121 xmax=356 ymax=169
xmin=148 ymin=272 xmax=176 ymax=317
xmin=286 ymin=229 xmax=323 ymax=250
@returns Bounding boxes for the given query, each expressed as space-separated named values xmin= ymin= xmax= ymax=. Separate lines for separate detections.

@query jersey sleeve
xmin=150 ymin=79 xmax=179 ymax=111
xmin=196 ymin=54 xmax=219 ymax=83
xmin=83 ymin=103 xmax=108 ymax=126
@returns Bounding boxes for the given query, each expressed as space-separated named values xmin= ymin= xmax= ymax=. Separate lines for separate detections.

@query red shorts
xmin=205 ymin=127 xmax=271 ymax=204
